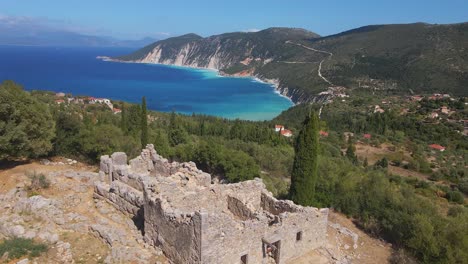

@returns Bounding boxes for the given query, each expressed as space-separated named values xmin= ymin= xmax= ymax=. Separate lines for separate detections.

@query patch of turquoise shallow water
xmin=0 ymin=45 xmax=293 ymax=120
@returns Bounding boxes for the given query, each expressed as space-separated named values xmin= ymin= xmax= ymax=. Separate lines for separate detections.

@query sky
xmin=0 ymin=0 xmax=467 ymax=39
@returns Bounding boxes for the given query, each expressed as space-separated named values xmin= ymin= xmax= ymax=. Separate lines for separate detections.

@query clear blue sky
xmin=1 ymin=0 xmax=467 ymax=39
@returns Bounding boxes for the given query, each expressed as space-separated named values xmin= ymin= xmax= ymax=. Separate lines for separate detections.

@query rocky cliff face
xmin=114 ymin=24 xmax=468 ymax=101
xmin=115 ymin=28 xmax=321 ymax=104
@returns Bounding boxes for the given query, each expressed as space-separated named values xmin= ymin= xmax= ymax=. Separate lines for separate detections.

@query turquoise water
xmin=0 ymin=45 xmax=293 ymax=120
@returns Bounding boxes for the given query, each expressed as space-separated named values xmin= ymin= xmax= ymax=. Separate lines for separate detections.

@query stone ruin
xmin=94 ymin=145 xmax=329 ymax=264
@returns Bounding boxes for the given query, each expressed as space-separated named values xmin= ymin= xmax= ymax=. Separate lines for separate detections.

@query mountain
xmin=116 ymin=24 xmax=468 ymax=102
xmin=0 ymin=25 xmax=158 ymax=47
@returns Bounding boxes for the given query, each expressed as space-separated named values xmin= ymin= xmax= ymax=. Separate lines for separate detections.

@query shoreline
xmin=97 ymin=56 xmax=296 ymax=106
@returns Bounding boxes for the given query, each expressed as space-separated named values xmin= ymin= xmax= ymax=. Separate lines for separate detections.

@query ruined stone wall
xmin=143 ymin=192 xmax=202 ymax=264
xmin=94 ymin=145 xmax=329 ymax=264
xmin=200 ymin=189 xmax=328 ymax=264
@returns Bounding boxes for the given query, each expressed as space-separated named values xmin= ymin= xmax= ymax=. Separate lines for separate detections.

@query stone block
xmin=111 ymin=152 xmax=127 ymax=166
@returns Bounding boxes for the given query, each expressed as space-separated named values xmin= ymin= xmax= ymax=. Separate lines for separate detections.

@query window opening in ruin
xmin=296 ymin=231 xmax=302 ymax=241
xmin=132 ymin=207 xmax=145 ymax=236
xmin=262 ymin=240 xmax=281 ymax=264
xmin=241 ymin=254 xmax=248 ymax=264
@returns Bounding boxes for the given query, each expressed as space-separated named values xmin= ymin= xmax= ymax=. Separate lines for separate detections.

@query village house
xmin=363 ymin=134 xmax=372 ymax=139
xmin=429 ymin=144 xmax=446 ymax=152
xmin=275 ymin=125 xmax=293 ymax=137
xmin=319 ymin=131 xmax=329 ymax=137
xmin=113 ymin=108 xmax=122 ymax=114
xmin=429 ymin=112 xmax=439 ymax=119
xmin=280 ymin=129 xmax=293 ymax=137
xmin=275 ymin=125 xmax=284 ymax=132
xmin=55 ymin=99 xmax=65 ymax=105
xmin=440 ymin=106 xmax=450 ymax=115
xmin=55 ymin=92 xmax=66 ymax=97
xmin=374 ymin=105 xmax=385 ymax=114
xmin=410 ymin=95 xmax=424 ymax=102
xmin=89 ymin=97 xmax=113 ymax=110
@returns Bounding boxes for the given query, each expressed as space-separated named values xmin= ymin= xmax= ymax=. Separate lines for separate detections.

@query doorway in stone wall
xmin=263 ymin=240 xmax=281 ymax=264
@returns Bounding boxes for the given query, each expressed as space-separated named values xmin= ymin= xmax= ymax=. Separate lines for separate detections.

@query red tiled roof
xmin=275 ymin=125 xmax=284 ymax=129
xmin=429 ymin=144 xmax=445 ymax=151
xmin=319 ymin=131 xmax=329 ymax=137
xmin=363 ymin=134 xmax=372 ymax=139
xmin=280 ymin=129 xmax=292 ymax=136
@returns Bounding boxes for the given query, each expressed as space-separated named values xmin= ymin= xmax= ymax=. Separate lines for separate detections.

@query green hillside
xmin=117 ymin=23 xmax=468 ymax=101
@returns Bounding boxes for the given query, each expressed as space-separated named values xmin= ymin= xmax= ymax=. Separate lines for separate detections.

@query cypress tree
xmin=289 ymin=112 xmax=319 ymax=206
xmin=120 ymin=105 xmax=128 ymax=134
xmin=141 ymin=97 xmax=148 ymax=148
xmin=346 ymin=138 xmax=358 ymax=164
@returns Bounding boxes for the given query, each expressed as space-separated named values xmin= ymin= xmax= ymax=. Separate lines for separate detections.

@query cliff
xmin=115 ymin=28 xmax=321 ymax=103
xmin=115 ymin=23 xmax=468 ymax=103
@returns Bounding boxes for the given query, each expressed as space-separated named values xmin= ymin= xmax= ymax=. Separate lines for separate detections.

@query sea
xmin=0 ymin=45 xmax=293 ymax=121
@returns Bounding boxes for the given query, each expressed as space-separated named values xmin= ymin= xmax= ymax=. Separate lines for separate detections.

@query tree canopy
xmin=0 ymin=81 xmax=55 ymax=159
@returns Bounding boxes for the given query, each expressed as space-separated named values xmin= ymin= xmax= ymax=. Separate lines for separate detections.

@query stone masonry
xmin=94 ymin=144 xmax=329 ymax=264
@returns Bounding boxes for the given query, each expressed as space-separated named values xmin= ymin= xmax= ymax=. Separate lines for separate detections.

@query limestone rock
xmin=111 ymin=152 xmax=127 ymax=166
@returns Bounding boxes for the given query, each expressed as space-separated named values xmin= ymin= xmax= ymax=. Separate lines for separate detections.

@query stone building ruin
xmin=94 ymin=145 xmax=328 ymax=264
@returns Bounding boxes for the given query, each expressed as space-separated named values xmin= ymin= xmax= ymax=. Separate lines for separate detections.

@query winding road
xmin=285 ymin=41 xmax=334 ymax=86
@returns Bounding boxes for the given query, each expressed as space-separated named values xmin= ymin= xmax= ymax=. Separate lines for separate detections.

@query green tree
xmin=375 ymin=157 xmax=389 ymax=168
xmin=289 ymin=113 xmax=319 ymax=206
xmin=141 ymin=97 xmax=148 ymax=148
xmin=120 ymin=105 xmax=128 ymax=134
xmin=0 ymin=81 xmax=55 ymax=159
xmin=54 ymin=112 xmax=82 ymax=156
xmin=79 ymin=125 xmax=122 ymax=161
xmin=346 ymin=139 xmax=358 ymax=164
xmin=168 ymin=111 xmax=188 ymax=146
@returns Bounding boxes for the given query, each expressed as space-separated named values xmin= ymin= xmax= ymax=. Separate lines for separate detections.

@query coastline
xmin=97 ymin=56 xmax=296 ymax=106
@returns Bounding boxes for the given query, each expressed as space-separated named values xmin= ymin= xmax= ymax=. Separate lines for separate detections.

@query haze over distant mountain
xmin=117 ymin=23 xmax=468 ymax=102
xmin=0 ymin=16 xmax=158 ymax=47
xmin=0 ymin=29 xmax=158 ymax=47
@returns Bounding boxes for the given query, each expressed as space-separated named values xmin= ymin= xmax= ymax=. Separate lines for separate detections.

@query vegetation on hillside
xmin=0 ymin=238 xmax=48 ymax=260
xmin=1 ymin=81 xmax=467 ymax=263
xmin=118 ymin=23 xmax=468 ymax=101
xmin=0 ymin=81 xmax=55 ymax=159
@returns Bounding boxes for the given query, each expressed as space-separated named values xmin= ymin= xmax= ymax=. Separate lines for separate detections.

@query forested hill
xmin=116 ymin=23 xmax=468 ymax=102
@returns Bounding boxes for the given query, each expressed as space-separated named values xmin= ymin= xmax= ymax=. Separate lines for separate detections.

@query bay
xmin=0 ymin=45 xmax=293 ymax=120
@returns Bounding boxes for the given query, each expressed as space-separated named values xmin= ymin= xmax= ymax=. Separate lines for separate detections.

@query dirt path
xmin=285 ymin=41 xmax=334 ymax=86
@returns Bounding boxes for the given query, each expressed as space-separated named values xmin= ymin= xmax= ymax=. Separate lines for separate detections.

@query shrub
xmin=0 ymin=238 xmax=47 ymax=260
xmin=26 ymin=171 xmax=50 ymax=191
xmin=447 ymin=206 xmax=466 ymax=217
xmin=458 ymin=179 xmax=468 ymax=195
xmin=446 ymin=190 xmax=464 ymax=204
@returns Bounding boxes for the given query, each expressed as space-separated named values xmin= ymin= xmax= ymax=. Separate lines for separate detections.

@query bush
xmin=458 ymin=179 xmax=468 ymax=195
xmin=26 ymin=171 xmax=50 ymax=191
xmin=446 ymin=190 xmax=464 ymax=204
xmin=0 ymin=238 xmax=47 ymax=260
xmin=447 ymin=206 xmax=466 ymax=217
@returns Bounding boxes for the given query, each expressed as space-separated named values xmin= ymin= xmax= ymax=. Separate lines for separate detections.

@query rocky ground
xmin=0 ymin=160 xmax=168 ymax=264
xmin=0 ymin=159 xmax=392 ymax=264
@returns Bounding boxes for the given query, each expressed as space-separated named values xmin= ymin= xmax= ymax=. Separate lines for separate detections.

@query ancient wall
xmin=143 ymin=187 xmax=203 ymax=264
xmin=199 ymin=184 xmax=328 ymax=264
xmin=94 ymin=145 xmax=328 ymax=264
